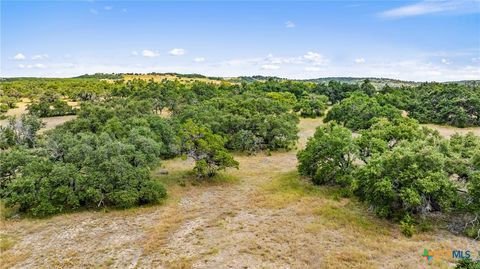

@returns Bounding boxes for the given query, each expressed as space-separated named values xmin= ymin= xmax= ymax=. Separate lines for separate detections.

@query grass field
xmin=1 ymin=117 xmax=478 ymax=268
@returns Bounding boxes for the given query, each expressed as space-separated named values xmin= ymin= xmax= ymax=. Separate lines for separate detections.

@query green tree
xmin=325 ymin=92 xmax=402 ymax=131
xmin=294 ymin=94 xmax=329 ymax=118
xmin=180 ymin=120 xmax=238 ymax=178
xmin=297 ymin=123 xmax=357 ymax=185
xmin=353 ymin=141 xmax=457 ymax=218
xmin=360 ymin=79 xmax=376 ymax=96
xmin=355 ymin=117 xmax=438 ymax=161
xmin=0 ymin=115 xmax=45 ymax=149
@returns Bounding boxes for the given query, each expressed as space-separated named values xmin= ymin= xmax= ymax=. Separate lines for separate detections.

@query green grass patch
xmin=260 ymin=170 xmax=390 ymax=234
xmin=261 ymin=170 xmax=351 ymax=201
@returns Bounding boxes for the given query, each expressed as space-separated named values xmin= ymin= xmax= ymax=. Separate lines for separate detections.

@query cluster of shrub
xmin=299 ymin=93 xmax=480 ymax=238
xmin=0 ymin=79 xmax=314 ymax=217
xmin=0 ymin=101 xmax=174 ymax=216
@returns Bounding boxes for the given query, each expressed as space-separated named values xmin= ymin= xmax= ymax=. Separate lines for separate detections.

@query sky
xmin=1 ymin=0 xmax=480 ymax=81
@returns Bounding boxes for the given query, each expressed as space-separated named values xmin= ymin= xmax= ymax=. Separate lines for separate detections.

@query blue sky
xmin=1 ymin=0 xmax=479 ymax=81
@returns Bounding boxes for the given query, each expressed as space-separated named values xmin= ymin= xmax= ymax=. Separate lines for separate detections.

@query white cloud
xmin=32 ymin=54 xmax=49 ymax=60
xmin=472 ymin=57 xmax=480 ymax=63
xmin=131 ymin=51 xmax=138 ymax=56
xmin=194 ymin=57 xmax=205 ymax=62
xmin=354 ymin=58 xmax=366 ymax=64
xmin=285 ymin=21 xmax=296 ymax=28
xmin=305 ymin=66 xmax=321 ymax=71
xmin=34 ymin=64 xmax=47 ymax=69
xmin=89 ymin=9 xmax=98 ymax=15
xmin=13 ymin=53 xmax=26 ymax=60
xmin=19 ymin=63 xmax=46 ymax=69
xmin=141 ymin=49 xmax=160 ymax=57
xmin=441 ymin=58 xmax=451 ymax=64
xmin=169 ymin=48 xmax=186 ymax=56
xmin=378 ymin=0 xmax=479 ymax=19
xmin=261 ymin=64 xmax=280 ymax=70
xmin=303 ymin=52 xmax=329 ymax=66
xmin=104 ymin=6 xmax=113 ymax=11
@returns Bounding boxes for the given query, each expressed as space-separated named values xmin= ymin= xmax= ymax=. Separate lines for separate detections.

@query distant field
xmin=423 ymin=124 xmax=480 ymax=137
xmin=123 ymin=74 xmax=227 ymax=84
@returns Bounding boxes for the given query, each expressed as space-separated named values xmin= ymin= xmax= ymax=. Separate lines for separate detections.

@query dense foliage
xmin=354 ymin=140 xmax=457 ymax=218
xmin=407 ymin=83 xmax=480 ymax=127
xmin=325 ymin=92 xmax=402 ymax=131
xmin=299 ymin=114 xmax=480 ymax=237
xmin=175 ymin=93 xmax=299 ymax=153
xmin=180 ymin=120 xmax=238 ymax=178
xmin=297 ymin=123 xmax=356 ymax=185
xmin=0 ymin=101 xmax=174 ymax=216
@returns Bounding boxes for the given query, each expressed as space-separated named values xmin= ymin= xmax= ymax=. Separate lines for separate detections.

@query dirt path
xmin=1 ymin=118 xmax=478 ymax=269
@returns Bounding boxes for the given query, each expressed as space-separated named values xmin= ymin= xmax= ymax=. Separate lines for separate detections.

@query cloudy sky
xmin=1 ymin=0 xmax=480 ymax=81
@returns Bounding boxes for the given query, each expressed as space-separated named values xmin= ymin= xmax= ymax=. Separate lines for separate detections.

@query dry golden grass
xmin=253 ymin=170 xmax=478 ymax=269
xmin=0 ymin=251 xmax=31 ymax=269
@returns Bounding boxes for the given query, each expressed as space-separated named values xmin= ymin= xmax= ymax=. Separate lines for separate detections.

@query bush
xmin=180 ymin=120 xmax=239 ymax=178
xmin=400 ymin=214 xmax=415 ymax=237
xmin=355 ymin=117 xmax=438 ymax=161
xmin=294 ymin=94 xmax=328 ymax=118
xmin=297 ymin=123 xmax=357 ymax=185
xmin=139 ymin=180 xmax=167 ymax=204
xmin=455 ymin=258 xmax=480 ymax=269
xmin=353 ymin=141 xmax=457 ymax=219
xmin=0 ymin=100 xmax=173 ymax=217
xmin=0 ymin=115 xmax=45 ymax=149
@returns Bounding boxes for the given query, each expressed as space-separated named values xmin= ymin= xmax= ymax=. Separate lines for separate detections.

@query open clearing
xmin=1 ymin=117 xmax=478 ymax=269
xmin=423 ymin=124 xmax=480 ymax=137
xmin=0 ymin=100 xmax=77 ymax=131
